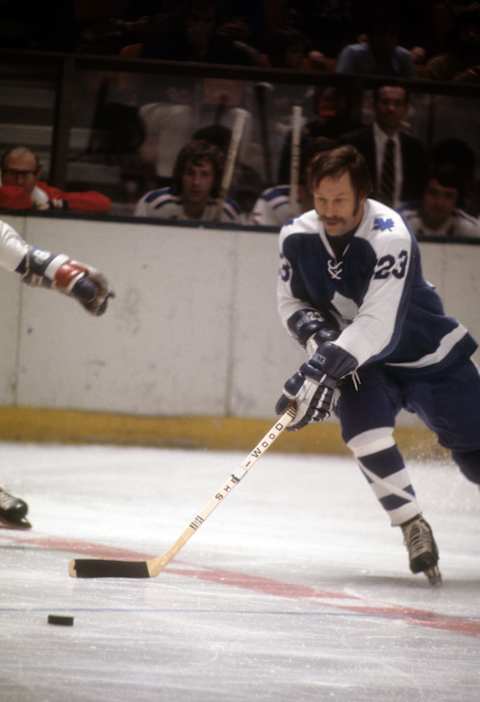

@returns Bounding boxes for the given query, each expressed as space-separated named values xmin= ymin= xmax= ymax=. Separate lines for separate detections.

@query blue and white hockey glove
xmin=276 ymin=341 xmax=357 ymax=431
xmin=286 ymin=308 xmax=339 ymax=348
xmin=18 ymin=247 xmax=114 ymax=316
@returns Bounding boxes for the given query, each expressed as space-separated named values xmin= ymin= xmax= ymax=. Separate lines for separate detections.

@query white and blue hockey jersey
xmin=278 ymin=199 xmax=477 ymax=373
xmin=134 ymin=186 xmax=241 ymax=223
xmin=251 ymin=185 xmax=302 ymax=227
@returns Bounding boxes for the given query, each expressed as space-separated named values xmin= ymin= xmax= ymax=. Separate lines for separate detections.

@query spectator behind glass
xmin=424 ymin=4 xmax=480 ymax=82
xmin=399 ymin=165 xmax=480 ymax=240
xmin=263 ymin=27 xmax=331 ymax=72
xmin=134 ymin=139 xmax=241 ymax=223
xmin=0 ymin=146 xmax=112 ymax=214
xmin=117 ymin=1 xmax=263 ymax=66
xmin=339 ymin=85 xmax=427 ymax=208
xmin=336 ymin=12 xmax=415 ymax=78
xmin=431 ymin=138 xmax=477 ymax=212
xmin=192 ymin=124 xmax=263 ymax=223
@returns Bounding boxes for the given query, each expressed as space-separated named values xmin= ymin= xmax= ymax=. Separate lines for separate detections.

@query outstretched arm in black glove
xmin=276 ymin=338 xmax=357 ymax=431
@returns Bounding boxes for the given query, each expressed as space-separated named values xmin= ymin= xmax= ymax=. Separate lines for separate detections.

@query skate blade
xmin=424 ymin=565 xmax=442 ymax=586
xmin=0 ymin=516 xmax=32 ymax=530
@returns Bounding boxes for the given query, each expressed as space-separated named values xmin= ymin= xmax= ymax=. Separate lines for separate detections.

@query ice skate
xmin=0 ymin=488 xmax=31 ymax=529
xmin=401 ymin=515 xmax=441 ymax=585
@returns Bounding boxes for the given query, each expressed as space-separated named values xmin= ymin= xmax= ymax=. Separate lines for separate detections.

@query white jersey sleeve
xmin=0 ymin=219 xmax=29 ymax=272
xmin=334 ymin=218 xmax=413 ymax=367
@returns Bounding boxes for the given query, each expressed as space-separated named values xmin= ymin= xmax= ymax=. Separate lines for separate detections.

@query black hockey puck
xmin=47 ymin=614 xmax=74 ymax=626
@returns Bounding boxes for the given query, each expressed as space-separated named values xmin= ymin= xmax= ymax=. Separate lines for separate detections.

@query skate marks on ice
xmin=1 ymin=529 xmax=480 ymax=639
xmin=0 ymin=444 xmax=480 ymax=701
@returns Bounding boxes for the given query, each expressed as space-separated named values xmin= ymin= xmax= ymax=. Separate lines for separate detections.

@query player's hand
xmin=275 ymin=360 xmax=337 ymax=431
xmin=70 ymin=270 xmax=115 ymax=316
xmin=275 ymin=341 xmax=358 ymax=431
xmin=54 ymin=260 xmax=114 ymax=316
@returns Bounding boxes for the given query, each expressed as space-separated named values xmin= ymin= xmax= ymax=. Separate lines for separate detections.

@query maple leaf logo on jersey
xmin=373 ymin=217 xmax=394 ymax=232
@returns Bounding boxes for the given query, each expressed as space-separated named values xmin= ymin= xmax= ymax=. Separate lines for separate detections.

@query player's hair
xmin=1 ymin=145 xmax=40 ymax=172
xmin=172 ymin=140 xmax=225 ymax=198
xmin=309 ymin=144 xmax=372 ymax=198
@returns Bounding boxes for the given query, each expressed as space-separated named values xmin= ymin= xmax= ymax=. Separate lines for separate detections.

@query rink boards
xmin=0 ymin=213 xmax=478 ymax=455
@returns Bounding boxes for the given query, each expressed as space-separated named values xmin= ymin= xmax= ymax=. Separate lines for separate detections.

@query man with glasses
xmin=0 ymin=146 xmax=112 ymax=214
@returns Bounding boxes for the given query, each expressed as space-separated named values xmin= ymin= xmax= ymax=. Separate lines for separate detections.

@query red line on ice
xmin=2 ymin=532 xmax=479 ymax=638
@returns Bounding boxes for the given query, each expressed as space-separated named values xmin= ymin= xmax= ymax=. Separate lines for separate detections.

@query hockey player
xmin=134 ymin=140 xmax=241 ymax=223
xmin=251 ymin=137 xmax=335 ymax=227
xmin=0 ymin=218 xmax=114 ymax=529
xmin=276 ymin=145 xmax=480 ymax=584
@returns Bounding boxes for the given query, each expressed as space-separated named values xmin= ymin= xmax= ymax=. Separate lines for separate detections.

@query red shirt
xmin=0 ymin=181 xmax=112 ymax=214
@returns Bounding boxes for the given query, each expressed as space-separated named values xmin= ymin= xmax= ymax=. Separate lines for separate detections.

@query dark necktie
xmin=379 ymin=138 xmax=395 ymax=207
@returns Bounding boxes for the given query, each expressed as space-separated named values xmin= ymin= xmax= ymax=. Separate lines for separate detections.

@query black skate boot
xmin=401 ymin=515 xmax=441 ymax=585
xmin=0 ymin=488 xmax=32 ymax=529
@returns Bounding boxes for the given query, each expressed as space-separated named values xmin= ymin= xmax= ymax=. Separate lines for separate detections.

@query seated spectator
xmin=336 ymin=12 xmax=415 ymax=78
xmin=424 ymin=4 xmax=480 ymax=82
xmin=431 ymin=138 xmax=477 ymax=213
xmin=263 ymin=27 xmax=331 ymax=72
xmin=250 ymin=137 xmax=335 ymax=227
xmin=339 ymin=85 xmax=427 ymax=208
xmin=191 ymin=124 xmax=262 ymax=223
xmin=134 ymin=139 xmax=241 ymax=223
xmin=0 ymin=146 xmax=112 ymax=214
xmin=399 ymin=165 xmax=480 ymax=240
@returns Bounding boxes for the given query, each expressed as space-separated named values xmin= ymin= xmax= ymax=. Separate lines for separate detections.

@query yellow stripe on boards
xmin=0 ymin=407 xmax=447 ymax=460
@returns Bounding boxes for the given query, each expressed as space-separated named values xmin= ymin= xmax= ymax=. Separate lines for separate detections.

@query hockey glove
xmin=286 ymin=308 xmax=339 ymax=348
xmin=18 ymin=247 xmax=114 ymax=316
xmin=275 ymin=341 xmax=357 ymax=431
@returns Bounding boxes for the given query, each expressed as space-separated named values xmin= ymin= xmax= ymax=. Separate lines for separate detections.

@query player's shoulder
xmin=141 ymin=187 xmax=178 ymax=208
xmin=454 ymin=208 xmax=480 ymax=228
xmin=260 ymin=185 xmax=290 ymax=203
xmin=360 ymin=199 xmax=411 ymax=245
xmin=222 ymin=197 xmax=241 ymax=220
xmin=279 ymin=209 xmax=319 ymax=247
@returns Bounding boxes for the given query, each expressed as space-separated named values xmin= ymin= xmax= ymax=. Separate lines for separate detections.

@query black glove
xmin=286 ymin=308 xmax=339 ymax=347
xmin=19 ymin=248 xmax=114 ymax=316
xmin=70 ymin=271 xmax=114 ymax=316
xmin=275 ymin=341 xmax=357 ymax=431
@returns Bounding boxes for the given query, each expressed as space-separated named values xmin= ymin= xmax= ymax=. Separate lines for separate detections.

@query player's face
xmin=422 ymin=178 xmax=458 ymax=228
xmin=313 ymin=171 xmax=365 ymax=237
xmin=182 ymin=159 xmax=215 ymax=206
xmin=375 ymin=86 xmax=408 ymax=133
xmin=2 ymin=151 xmax=38 ymax=194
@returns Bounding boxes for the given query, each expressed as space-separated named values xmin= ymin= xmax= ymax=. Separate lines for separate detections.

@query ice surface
xmin=0 ymin=442 xmax=479 ymax=701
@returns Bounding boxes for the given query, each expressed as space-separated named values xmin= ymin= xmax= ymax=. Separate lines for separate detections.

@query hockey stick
xmin=289 ymin=105 xmax=302 ymax=209
xmin=253 ymin=82 xmax=274 ymax=185
xmin=214 ymin=107 xmax=247 ymax=221
xmin=68 ymin=406 xmax=296 ymax=578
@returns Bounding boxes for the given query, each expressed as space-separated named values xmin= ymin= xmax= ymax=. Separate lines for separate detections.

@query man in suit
xmin=340 ymin=85 xmax=427 ymax=208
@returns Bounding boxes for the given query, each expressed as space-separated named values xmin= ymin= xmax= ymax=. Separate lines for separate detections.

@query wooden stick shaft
xmin=215 ymin=108 xmax=247 ymax=219
xmin=254 ymin=82 xmax=273 ymax=184
xmin=147 ymin=407 xmax=296 ymax=575
xmin=289 ymin=105 xmax=302 ymax=209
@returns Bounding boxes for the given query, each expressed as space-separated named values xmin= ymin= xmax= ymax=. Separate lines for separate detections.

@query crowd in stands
xmin=2 ymin=1 xmax=480 ymax=83
xmin=1 ymin=1 xmax=480 ymax=239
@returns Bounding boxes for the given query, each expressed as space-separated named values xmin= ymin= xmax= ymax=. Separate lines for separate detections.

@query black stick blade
xmin=69 ymin=559 xmax=150 ymax=578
